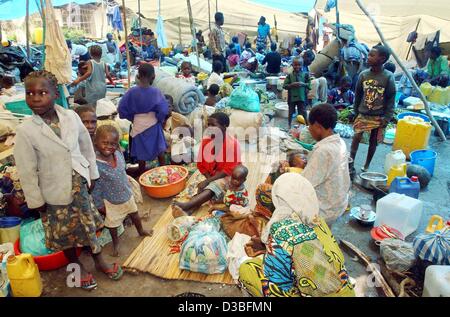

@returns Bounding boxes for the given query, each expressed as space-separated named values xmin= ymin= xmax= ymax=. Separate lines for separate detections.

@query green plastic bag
xmin=19 ymin=219 xmax=53 ymax=256
xmin=228 ymin=82 xmax=260 ymax=112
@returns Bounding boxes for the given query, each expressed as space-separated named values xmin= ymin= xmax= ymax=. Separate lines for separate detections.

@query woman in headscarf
xmin=238 ymin=173 xmax=355 ymax=297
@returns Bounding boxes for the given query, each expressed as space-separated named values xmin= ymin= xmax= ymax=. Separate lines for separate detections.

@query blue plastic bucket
xmin=0 ymin=216 xmax=21 ymax=228
xmin=397 ymin=112 xmax=430 ymax=122
xmin=410 ymin=150 xmax=437 ymax=177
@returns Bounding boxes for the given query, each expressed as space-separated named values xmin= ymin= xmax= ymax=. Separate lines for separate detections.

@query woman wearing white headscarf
xmin=238 ymin=173 xmax=355 ymax=297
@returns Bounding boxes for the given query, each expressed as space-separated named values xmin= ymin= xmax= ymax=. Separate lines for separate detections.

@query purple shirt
xmin=118 ymin=86 xmax=169 ymax=161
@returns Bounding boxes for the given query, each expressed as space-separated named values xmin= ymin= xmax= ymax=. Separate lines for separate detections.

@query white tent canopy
xmin=314 ymin=0 xmax=450 ymax=60
xmin=124 ymin=0 xmax=309 ymax=46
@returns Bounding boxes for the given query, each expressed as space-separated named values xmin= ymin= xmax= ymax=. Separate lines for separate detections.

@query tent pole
xmin=355 ymin=0 xmax=446 ymax=141
xmin=26 ymin=0 xmax=31 ymax=58
xmin=121 ymin=0 xmax=131 ymax=90
xmin=39 ymin=0 xmax=46 ymax=68
xmin=186 ymin=0 xmax=200 ymax=70
xmin=274 ymin=15 xmax=278 ymax=44
xmin=178 ymin=17 xmax=182 ymax=46
xmin=208 ymin=0 xmax=211 ymax=33
xmin=139 ymin=0 xmax=142 ymax=51
xmin=335 ymin=0 xmax=340 ymax=40
xmin=406 ymin=18 xmax=421 ymax=61
xmin=101 ymin=0 xmax=105 ymax=39
xmin=216 ymin=0 xmax=218 ymax=12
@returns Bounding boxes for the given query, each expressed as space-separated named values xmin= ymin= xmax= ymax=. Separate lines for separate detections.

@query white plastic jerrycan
xmin=384 ymin=150 xmax=406 ymax=174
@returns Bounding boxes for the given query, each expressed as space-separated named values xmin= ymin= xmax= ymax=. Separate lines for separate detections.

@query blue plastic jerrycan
xmin=389 ymin=176 xmax=420 ymax=199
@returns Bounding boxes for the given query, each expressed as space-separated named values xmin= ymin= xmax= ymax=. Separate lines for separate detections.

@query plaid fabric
xmin=353 ymin=114 xmax=384 ymax=143
xmin=209 ymin=24 xmax=226 ymax=55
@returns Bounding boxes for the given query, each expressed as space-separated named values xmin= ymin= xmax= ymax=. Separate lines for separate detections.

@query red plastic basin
xmin=14 ymin=239 xmax=81 ymax=271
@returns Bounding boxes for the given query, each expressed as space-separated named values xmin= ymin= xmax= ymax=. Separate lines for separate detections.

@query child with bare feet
xmin=92 ymin=125 xmax=152 ymax=256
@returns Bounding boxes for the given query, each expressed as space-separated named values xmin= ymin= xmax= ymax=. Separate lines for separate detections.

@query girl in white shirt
xmin=14 ymin=70 xmax=122 ymax=291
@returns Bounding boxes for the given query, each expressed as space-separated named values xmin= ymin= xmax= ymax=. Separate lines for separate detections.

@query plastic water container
xmin=383 ymin=128 xmax=396 ymax=145
xmin=0 ymin=217 xmax=21 ymax=244
xmin=422 ymin=265 xmax=450 ymax=297
xmin=393 ymin=116 xmax=432 ymax=159
xmin=33 ymin=27 xmax=44 ymax=45
xmin=384 ymin=150 xmax=406 ymax=174
xmin=428 ymin=86 xmax=448 ymax=105
xmin=410 ymin=149 xmax=437 ymax=177
xmin=387 ymin=163 xmax=407 ymax=187
xmin=375 ymin=193 xmax=423 ymax=238
xmin=389 ymin=177 xmax=420 ymax=199
xmin=6 ymin=254 xmax=42 ymax=297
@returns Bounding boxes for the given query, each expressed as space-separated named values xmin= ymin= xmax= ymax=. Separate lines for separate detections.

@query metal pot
xmin=274 ymin=102 xmax=289 ymax=118
xmin=360 ymin=172 xmax=388 ymax=190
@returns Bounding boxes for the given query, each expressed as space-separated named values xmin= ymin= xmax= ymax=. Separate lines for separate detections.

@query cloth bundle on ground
xmin=19 ymin=219 xmax=53 ymax=256
xmin=179 ymin=217 xmax=229 ymax=274
xmin=380 ymin=238 xmax=417 ymax=272
xmin=152 ymin=68 xmax=205 ymax=115
xmin=227 ymin=109 xmax=264 ymax=143
xmin=226 ymin=232 xmax=252 ymax=280
xmin=167 ymin=216 xmax=197 ymax=242
xmin=228 ymin=82 xmax=260 ymax=112
xmin=413 ymin=228 xmax=450 ymax=265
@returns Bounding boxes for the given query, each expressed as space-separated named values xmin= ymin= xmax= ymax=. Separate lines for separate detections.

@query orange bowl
xmin=139 ymin=165 xmax=189 ymax=198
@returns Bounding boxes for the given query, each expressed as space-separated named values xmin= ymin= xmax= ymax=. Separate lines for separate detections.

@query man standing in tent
xmin=209 ymin=12 xmax=228 ymax=71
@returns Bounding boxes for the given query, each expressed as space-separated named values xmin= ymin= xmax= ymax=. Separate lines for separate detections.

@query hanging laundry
xmin=112 ymin=4 xmax=123 ymax=32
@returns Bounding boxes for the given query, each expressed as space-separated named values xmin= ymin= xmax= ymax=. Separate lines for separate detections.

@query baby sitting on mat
xmin=210 ymin=165 xmax=250 ymax=217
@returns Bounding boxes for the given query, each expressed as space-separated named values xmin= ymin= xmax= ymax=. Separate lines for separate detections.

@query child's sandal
xmin=101 ymin=263 xmax=123 ymax=281
xmin=80 ymin=273 xmax=97 ymax=290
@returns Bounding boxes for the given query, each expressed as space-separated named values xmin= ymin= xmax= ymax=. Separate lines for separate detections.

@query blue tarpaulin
xmin=248 ymin=0 xmax=315 ymax=13
xmin=0 ymin=0 xmax=97 ymax=21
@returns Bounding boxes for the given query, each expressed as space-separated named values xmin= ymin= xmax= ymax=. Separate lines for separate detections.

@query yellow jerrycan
xmin=392 ymin=116 xmax=432 ymax=159
xmin=387 ymin=163 xmax=407 ymax=187
xmin=6 ymin=254 xmax=42 ymax=297
xmin=425 ymin=215 xmax=445 ymax=233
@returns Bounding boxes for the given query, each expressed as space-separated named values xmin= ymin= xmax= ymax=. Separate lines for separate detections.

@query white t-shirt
xmin=207 ymin=72 xmax=224 ymax=89
xmin=71 ymin=44 xmax=88 ymax=57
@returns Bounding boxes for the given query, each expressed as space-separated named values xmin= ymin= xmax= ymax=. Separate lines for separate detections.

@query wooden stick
xmin=208 ymin=0 xmax=211 ymax=33
xmin=26 ymin=0 xmax=30 ymax=58
xmin=380 ymin=262 xmax=408 ymax=297
xmin=340 ymin=240 xmax=396 ymax=297
xmin=355 ymin=0 xmax=446 ymax=141
xmin=121 ymin=0 xmax=131 ymax=90
xmin=186 ymin=0 xmax=201 ymax=71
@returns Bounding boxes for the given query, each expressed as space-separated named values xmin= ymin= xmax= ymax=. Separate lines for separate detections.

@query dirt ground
xmin=41 ymin=125 xmax=450 ymax=297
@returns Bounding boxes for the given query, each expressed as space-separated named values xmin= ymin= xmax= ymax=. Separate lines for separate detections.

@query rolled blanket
xmin=153 ymin=68 xmax=205 ymax=115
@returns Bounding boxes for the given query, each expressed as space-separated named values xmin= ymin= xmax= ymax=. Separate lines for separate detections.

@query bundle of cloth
xmin=152 ymin=68 xmax=205 ymax=115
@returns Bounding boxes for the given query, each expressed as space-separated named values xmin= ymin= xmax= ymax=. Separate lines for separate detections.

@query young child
xmin=118 ymin=63 xmax=169 ymax=176
xmin=223 ymin=165 xmax=249 ymax=208
xmin=301 ymin=103 xmax=350 ymax=226
xmin=283 ymin=58 xmax=311 ymax=128
xmin=177 ymin=61 xmax=196 ymax=85
xmin=205 ymin=84 xmax=220 ymax=107
xmin=207 ymin=60 xmax=236 ymax=89
xmin=14 ymin=70 xmax=121 ymax=290
xmin=71 ymin=45 xmax=114 ymax=106
xmin=92 ymin=125 xmax=151 ymax=257
xmin=73 ymin=61 xmax=88 ymax=105
xmin=227 ymin=48 xmax=240 ymax=69
xmin=170 ymin=124 xmax=196 ymax=165
xmin=0 ymin=76 xmax=16 ymax=96
xmin=351 ymin=45 xmax=396 ymax=172
xmin=327 ymin=76 xmax=355 ymax=109
xmin=232 ymin=36 xmax=242 ymax=56
xmin=75 ymin=105 xmax=97 ymax=141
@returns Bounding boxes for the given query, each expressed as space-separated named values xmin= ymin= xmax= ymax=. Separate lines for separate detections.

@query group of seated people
xmin=170 ymin=102 xmax=353 ymax=297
